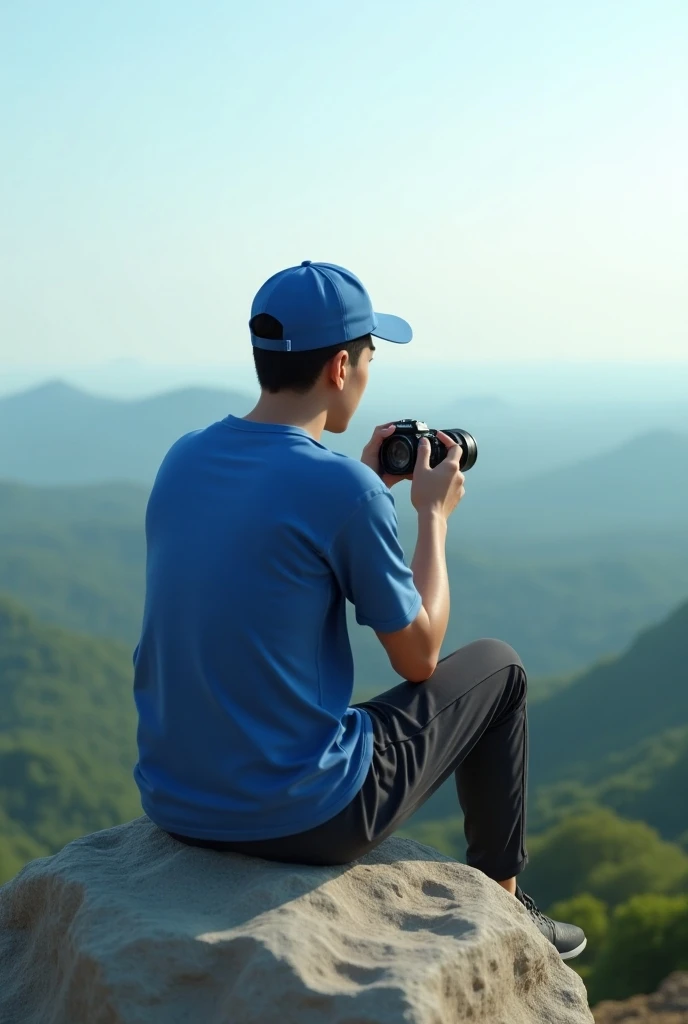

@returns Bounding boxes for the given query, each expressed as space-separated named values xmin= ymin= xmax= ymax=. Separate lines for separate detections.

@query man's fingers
xmin=362 ymin=424 xmax=394 ymax=459
xmin=437 ymin=432 xmax=462 ymax=463
xmin=414 ymin=437 xmax=431 ymax=472
xmin=365 ymin=423 xmax=396 ymax=453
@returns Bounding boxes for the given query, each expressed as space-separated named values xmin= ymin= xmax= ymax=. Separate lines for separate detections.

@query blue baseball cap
xmin=249 ymin=261 xmax=413 ymax=352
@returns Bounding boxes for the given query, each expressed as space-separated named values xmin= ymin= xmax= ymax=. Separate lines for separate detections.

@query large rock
xmin=0 ymin=816 xmax=592 ymax=1024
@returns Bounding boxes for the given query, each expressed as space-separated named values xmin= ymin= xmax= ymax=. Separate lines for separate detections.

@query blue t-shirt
xmin=132 ymin=415 xmax=422 ymax=841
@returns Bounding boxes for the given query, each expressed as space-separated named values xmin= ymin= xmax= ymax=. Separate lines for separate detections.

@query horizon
xmin=2 ymin=356 xmax=688 ymax=406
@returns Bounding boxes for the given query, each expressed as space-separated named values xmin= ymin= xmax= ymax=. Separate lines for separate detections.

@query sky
xmin=1 ymin=0 xmax=687 ymax=372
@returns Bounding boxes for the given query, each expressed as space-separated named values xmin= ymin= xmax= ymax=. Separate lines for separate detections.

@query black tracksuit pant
xmin=168 ymin=638 xmax=529 ymax=881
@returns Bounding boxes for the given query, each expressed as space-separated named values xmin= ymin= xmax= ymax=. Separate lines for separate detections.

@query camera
xmin=379 ymin=420 xmax=478 ymax=477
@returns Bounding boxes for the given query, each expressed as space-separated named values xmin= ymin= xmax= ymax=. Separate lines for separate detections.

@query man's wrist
xmin=416 ymin=506 xmax=448 ymax=531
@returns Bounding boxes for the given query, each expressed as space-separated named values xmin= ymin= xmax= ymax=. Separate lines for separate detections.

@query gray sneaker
xmin=515 ymin=886 xmax=587 ymax=961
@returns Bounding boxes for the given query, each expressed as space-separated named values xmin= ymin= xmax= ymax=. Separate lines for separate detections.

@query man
xmin=133 ymin=260 xmax=586 ymax=961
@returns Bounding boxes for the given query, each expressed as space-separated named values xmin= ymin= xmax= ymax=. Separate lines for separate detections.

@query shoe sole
xmin=559 ymin=937 xmax=587 ymax=961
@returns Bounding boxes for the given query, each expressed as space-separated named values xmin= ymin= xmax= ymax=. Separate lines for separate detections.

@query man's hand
xmin=410 ymin=431 xmax=465 ymax=519
xmin=360 ymin=423 xmax=413 ymax=489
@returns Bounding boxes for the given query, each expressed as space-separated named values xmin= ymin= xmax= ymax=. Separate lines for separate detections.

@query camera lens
xmin=442 ymin=429 xmax=478 ymax=471
xmin=384 ymin=436 xmax=414 ymax=475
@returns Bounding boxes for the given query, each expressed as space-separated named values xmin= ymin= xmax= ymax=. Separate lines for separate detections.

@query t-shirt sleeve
xmin=328 ymin=489 xmax=423 ymax=633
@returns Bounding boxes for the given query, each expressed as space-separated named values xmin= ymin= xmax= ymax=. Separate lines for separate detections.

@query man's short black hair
xmin=250 ymin=313 xmax=374 ymax=394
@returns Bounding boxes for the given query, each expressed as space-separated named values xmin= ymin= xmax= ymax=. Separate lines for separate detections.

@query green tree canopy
xmin=523 ymin=808 xmax=688 ymax=908
xmin=0 ymin=594 xmax=141 ymax=883
xmin=587 ymin=893 xmax=688 ymax=1004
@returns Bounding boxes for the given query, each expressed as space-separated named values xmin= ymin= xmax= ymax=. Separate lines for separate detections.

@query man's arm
xmin=377 ymin=508 xmax=449 ymax=682
xmin=376 ymin=433 xmax=464 ymax=683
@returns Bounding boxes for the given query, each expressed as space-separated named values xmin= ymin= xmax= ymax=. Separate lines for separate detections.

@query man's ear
xmin=328 ymin=350 xmax=349 ymax=391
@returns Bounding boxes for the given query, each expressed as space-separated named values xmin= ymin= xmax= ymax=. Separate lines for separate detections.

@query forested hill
xmin=528 ymin=598 xmax=688 ymax=786
xmin=413 ymin=596 xmax=688 ymax=838
xmin=0 ymin=479 xmax=147 ymax=525
xmin=0 ymin=594 xmax=140 ymax=882
xmin=3 ymin=477 xmax=688 ymax=679
xmin=451 ymin=430 xmax=688 ymax=541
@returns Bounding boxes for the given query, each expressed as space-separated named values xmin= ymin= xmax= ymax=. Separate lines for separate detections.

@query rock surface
xmin=0 ymin=815 xmax=593 ymax=1024
xmin=594 ymin=973 xmax=688 ymax=1023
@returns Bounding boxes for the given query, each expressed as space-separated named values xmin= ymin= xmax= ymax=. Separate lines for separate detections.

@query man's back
xmin=133 ymin=414 xmax=421 ymax=840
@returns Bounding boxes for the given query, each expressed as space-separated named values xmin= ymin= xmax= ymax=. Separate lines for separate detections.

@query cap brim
xmin=371 ymin=312 xmax=413 ymax=344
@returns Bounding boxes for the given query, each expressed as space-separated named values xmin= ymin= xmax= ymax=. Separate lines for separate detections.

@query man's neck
xmin=243 ymin=391 xmax=327 ymax=442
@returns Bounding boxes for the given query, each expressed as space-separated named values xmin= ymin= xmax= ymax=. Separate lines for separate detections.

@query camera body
xmin=379 ymin=420 xmax=478 ymax=477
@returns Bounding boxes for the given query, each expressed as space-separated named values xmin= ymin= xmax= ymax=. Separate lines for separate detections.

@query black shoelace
xmin=516 ymin=887 xmax=554 ymax=931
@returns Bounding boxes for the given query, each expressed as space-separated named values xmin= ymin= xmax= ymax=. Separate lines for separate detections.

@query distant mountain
xmin=422 ymin=392 xmax=688 ymax=488
xmin=3 ymin=379 xmax=687 ymax=545
xmin=0 ymin=595 xmax=140 ymax=882
xmin=392 ymin=429 xmax=688 ymax=550
xmin=0 ymin=380 xmax=253 ymax=484
xmin=449 ymin=430 xmax=688 ymax=540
